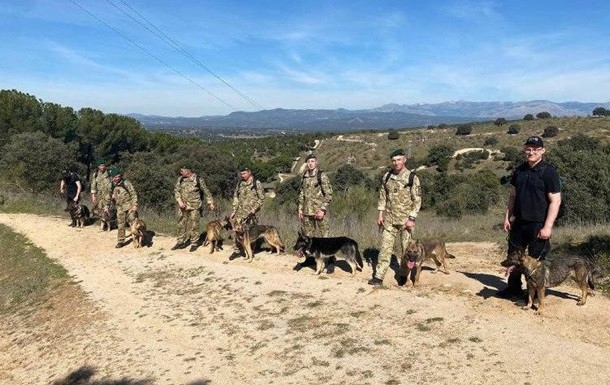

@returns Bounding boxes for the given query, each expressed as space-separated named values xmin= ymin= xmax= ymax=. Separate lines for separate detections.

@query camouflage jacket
xmin=174 ymin=173 xmax=213 ymax=211
xmin=232 ymin=177 xmax=264 ymax=217
xmin=90 ymin=169 xmax=112 ymax=202
xmin=298 ymin=169 xmax=333 ymax=215
xmin=378 ymin=169 xmax=422 ymax=225
xmin=112 ymin=179 xmax=138 ymax=211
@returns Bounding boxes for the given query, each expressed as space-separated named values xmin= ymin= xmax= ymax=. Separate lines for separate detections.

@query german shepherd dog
xmin=68 ymin=203 xmax=91 ymax=227
xmin=130 ymin=217 xmax=147 ymax=248
xmin=203 ymin=217 xmax=232 ymax=253
xmin=233 ymin=223 xmax=285 ymax=261
xmin=403 ymin=239 xmax=456 ymax=286
xmin=293 ymin=232 xmax=363 ymax=276
xmin=91 ymin=205 xmax=116 ymax=231
xmin=502 ymin=249 xmax=605 ymax=315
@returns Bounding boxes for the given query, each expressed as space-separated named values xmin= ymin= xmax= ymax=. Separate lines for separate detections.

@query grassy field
xmin=0 ymin=223 xmax=69 ymax=313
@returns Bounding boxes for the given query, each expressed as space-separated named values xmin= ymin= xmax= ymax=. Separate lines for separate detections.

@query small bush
xmin=387 ymin=130 xmax=400 ymax=140
xmin=524 ymin=114 xmax=534 ymax=121
xmin=542 ymin=126 xmax=559 ymax=138
xmin=494 ymin=118 xmax=507 ymax=126
xmin=455 ymin=124 xmax=472 ymax=136
xmin=484 ymin=137 xmax=498 ymax=146
xmin=536 ymin=111 xmax=552 ymax=119
xmin=507 ymin=124 xmax=520 ymax=135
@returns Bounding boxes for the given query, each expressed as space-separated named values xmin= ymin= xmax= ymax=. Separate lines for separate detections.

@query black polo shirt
xmin=511 ymin=161 xmax=561 ymax=223
xmin=63 ymin=173 xmax=81 ymax=199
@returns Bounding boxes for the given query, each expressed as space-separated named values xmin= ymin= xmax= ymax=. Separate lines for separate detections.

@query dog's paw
xmin=443 ymin=271 xmax=450 ymax=275
xmin=534 ymin=310 xmax=542 ymax=315
xmin=521 ymin=305 xmax=530 ymax=310
xmin=576 ymin=300 xmax=586 ymax=306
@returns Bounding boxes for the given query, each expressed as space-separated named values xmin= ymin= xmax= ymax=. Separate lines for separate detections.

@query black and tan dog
xmin=68 ymin=203 xmax=91 ymax=227
xmin=130 ymin=218 xmax=147 ymax=248
xmin=403 ymin=239 xmax=455 ymax=286
xmin=91 ymin=205 xmax=116 ymax=231
xmin=293 ymin=232 xmax=363 ymax=276
xmin=502 ymin=250 xmax=604 ymax=315
xmin=233 ymin=222 xmax=284 ymax=261
xmin=203 ymin=217 xmax=232 ymax=253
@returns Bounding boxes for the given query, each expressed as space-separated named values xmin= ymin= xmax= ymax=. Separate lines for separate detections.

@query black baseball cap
xmin=524 ymin=136 xmax=544 ymax=148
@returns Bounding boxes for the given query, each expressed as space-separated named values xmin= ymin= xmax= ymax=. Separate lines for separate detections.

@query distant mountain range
xmin=129 ymin=100 xmax=610 ymax=134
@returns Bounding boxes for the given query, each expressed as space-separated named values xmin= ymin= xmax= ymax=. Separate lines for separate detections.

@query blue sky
xmin=1 ymin=0 xmax=609 ymax=116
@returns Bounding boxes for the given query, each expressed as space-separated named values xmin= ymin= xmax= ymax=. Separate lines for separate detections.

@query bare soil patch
xmin=1 ymin=213 xmax=609 ymax=385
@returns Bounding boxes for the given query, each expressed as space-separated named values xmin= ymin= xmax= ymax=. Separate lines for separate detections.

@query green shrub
xmin=536 ymin=111 xmax=552 ymax=119
xmin=484 ymin=137 xmax=498 ymax=146
xmin=494 ymin=118 xmax=507 ymax=126
xmin=387 ymin=130 xmax=400 ymax=140
xmin=543 ymin=126 xmax=559 ymax=138
xmin=507 ymin=124 xmax=520 ymax=135
xmin=455 ymin=124 xmax=472 ymax=135
xmin=524 ymin=114 xmax=534 ymax=121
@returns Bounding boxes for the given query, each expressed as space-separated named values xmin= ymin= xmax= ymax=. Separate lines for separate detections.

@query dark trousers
xmin=506 ymin=219 xmax=551 ymax=289
xmin=65 ymin=196 xmax=81 ymax=224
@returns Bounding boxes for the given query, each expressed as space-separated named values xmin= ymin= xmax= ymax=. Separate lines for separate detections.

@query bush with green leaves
xmin=592 ymin=107 xmax=608 ymax=117
xmin=426 ymin=144 xmax=453 ymax=172
xmin=455 ymin=124 xmax=472 ymax=136
xmin=542 ymin=126 xmax=559 ymax=138
xmin=501 ymin=146 xmax=523 ymax=170
xmin=545 ymin=133 xmax=610 ymax=223
xmin=387 ymin=130 xmax=400 ymax=140
xmin=332 ymin=164 xmax=375 ymax=192
xmin=536 ymin=111 xmax=552 ymax=119
xmin=0 ymin=131 xmax=75 ymax=193
xmin=524 ymin=114 xmax=535 ymax=121
xmin=494 ymin=118 xmax=507 ymax=126
xmin=507 ymin=124 xmax=520 ymax=135
xmin=484 ymin=136 xmax=498 ymax=146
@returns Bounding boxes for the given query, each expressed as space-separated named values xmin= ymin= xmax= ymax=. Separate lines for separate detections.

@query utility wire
xmin=67 ymin=0 xmax=236 ymax=110
xmin=108 ymin=0 xmax=264 ymax=110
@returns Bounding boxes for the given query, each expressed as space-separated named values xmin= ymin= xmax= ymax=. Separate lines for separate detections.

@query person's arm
xmin=60 ymin=179 xmax=66 ymax=194
xmin=199 ymin=176 xmax=215 ymax=211
xmin=254 ymin=180 xmax=265 ymax=214
xmin=503 ymin=187 xmax=516 ymax=232
xmin=297 ymin=177 xmax=305 ymax=219
xmin=126 ymin=181 xmax=138 ymax=211
xmin=406 ymin=175 xmax=422 ymax=231
xmin=74 ymin=180 xmax=82 ymax=201
xmin=539 ymin=192 xmax=560 ymax=239
xmin=377 ymin=174 xmax=387 ymax=226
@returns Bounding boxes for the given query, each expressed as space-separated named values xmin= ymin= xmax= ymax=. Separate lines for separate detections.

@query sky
xmin=1 ymin=0 xmax=609 ymax=116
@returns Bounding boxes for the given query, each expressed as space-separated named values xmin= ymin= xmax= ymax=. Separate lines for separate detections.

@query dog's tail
xmin=354 ymin=242 xmax=364 ymax=270
xmin=446 ymin=253 xmax=456 ymax=259
xmin=588 ymin=264 xmax=606 ymax=290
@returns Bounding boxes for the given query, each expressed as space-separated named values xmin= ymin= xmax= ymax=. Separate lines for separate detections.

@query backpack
xmin=302 ymin=171 xmax=326 ymax=196
xmin=537 ymin=163 xmax=566 ymax=220
xmin=383 ymin=169 xmax=416 ymax=193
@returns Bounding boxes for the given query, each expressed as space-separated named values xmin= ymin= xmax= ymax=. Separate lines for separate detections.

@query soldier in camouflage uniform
xmin=369 ymin=148 xmax=422 ymax=286
xmin=90 ymin=158 xmax=112 ymax=214
xmin=109 ymin=168 xmax=139 ymax=248
xmin=296 ymin=153 xmax=334 ymax=270
xmin=230 ymin=166 xmax=264 ymax=225
xmin=173 ymin=167 xmax=215 ymax=252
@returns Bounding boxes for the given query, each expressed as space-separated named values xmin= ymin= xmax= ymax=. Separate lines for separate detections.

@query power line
xmin=66 ymin=0 xmax=236 ymax=110
xmin=107 ymin=0 xmax=265 ymax=110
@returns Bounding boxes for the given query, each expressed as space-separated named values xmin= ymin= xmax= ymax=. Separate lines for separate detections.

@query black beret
xmin=389 ymin=148 xmax=405 ymax=158
xmin=305 ymin=153 xmax=316 ymax=161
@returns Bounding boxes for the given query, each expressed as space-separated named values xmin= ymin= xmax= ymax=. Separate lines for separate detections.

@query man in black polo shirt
xmin=60 ymin=166 xmax=83 ymax=227
xmin=497 ymin=136 xmax=562 ymax=298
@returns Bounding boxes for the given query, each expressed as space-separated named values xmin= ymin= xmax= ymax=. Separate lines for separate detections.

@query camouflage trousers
xmin=234 ymin=212 xmax=258 ymax=225
xmin=374 ymin=224 xmax=412 ymax=280
xmin=177 ymin=208 xmax=201 ymax=243
xmin=301 ymin=215 xmax=329 ymax=237
xmin=117 ymin=209 xmax=138 ymax=243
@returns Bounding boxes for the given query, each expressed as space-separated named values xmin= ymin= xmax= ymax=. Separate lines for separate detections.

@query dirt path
xmin=1 ymin=213 xmax=609 ymax=385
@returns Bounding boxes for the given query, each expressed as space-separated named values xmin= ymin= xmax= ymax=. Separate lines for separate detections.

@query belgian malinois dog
xmin=233 ymin=223 xmax=285 ymax=261
xmin=92 ymin=205 xmax=116 ymax=231
xmin=504 ymin=250 xmax=605 ymax=315
xmin=130 ymin=218 xmax=147 ymax=248
xmin=293 ymin=232 xmax=363 ymax=276
xmin=203 ymin=217 xmax=232 ymax=253
xmin=403 ymin=239 xmax=456 ymax=286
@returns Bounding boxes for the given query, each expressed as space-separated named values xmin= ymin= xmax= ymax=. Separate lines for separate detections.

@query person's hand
xmin=314 ymin=209 xmax=325 ymax=220
xmin=538 ymin=226 xmax=552 ymax=240
xmin=298 ymin=209 xmax=304 ymax=220
xmin=178 ymin=200 xmax=186 ymax=209
xmin=131 ymin=204 xmax=139 ymax=212
xmin=91 ymin=194 xmax=97 ymax=204
xmin=377 ymin=212 xmax=384 ymax=226
xmin=405 ymin=219 xmax=415 ymax=232
xmin=73 ymin=196 xmax=79 ymax=202
xmin=503 ymin=219 xmax=511 ymax=232
xmin=229 ymin=212 xmax=236 ymax=220
xmin=60 ymin=187 xmax=65 ymax=194
xmin=209 ymin=203 xmax=215 ymax=211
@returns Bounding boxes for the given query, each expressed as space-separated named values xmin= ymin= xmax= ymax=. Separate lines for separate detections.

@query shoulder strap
xmin=317 ymin=171 xmax=325 ymax=196
xmin=405 ymin=170 xmax=416 ymax=188
xmin=384 ymin=170 xmax=416 ymax=191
